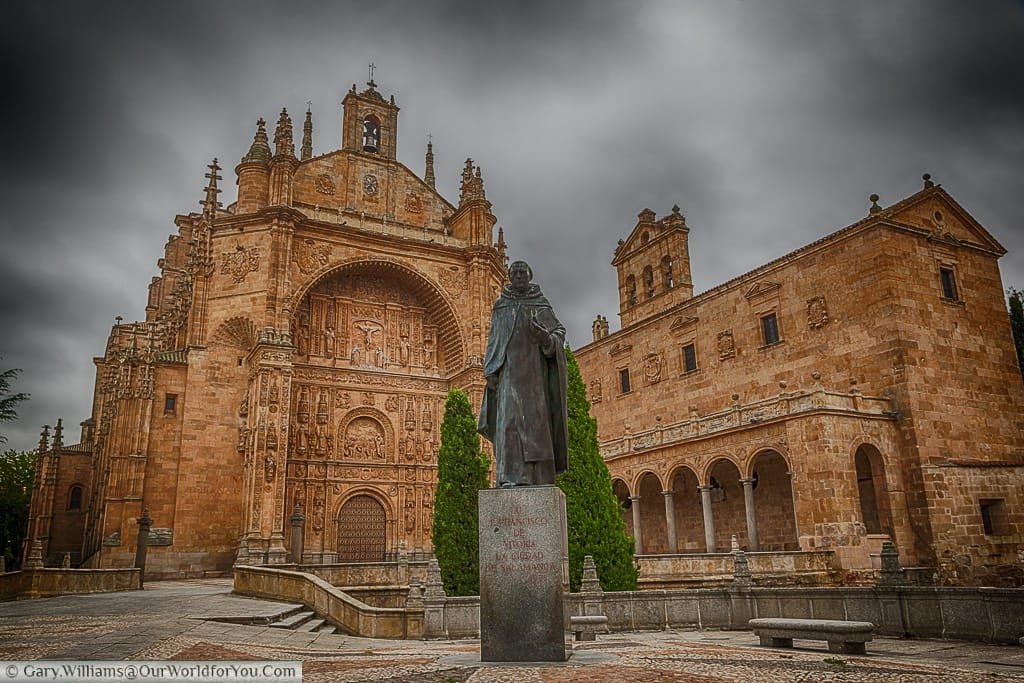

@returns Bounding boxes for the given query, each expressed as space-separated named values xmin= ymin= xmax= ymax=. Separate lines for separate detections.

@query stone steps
xmin=270 ymin=610 xmax=315 ymax=629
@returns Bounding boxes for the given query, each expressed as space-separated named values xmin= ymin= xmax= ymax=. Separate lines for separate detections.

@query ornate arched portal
xmin=284 ymin=259 xmax=468 ymax=560
xmin=336 ymin=494 xmax=387 ymax=562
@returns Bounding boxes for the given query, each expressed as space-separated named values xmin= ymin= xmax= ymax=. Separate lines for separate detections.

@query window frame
xmin=618 ymin=367 xmax=632 ymax=395
xmin=760 ymin=311 xmax=781 ymax=347
xmin=681 ymin=342 xmax=698 ymax=375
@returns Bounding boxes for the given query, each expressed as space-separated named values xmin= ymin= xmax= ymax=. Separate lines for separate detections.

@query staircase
xmin=268 ymin=607 xmax=338 ymax=633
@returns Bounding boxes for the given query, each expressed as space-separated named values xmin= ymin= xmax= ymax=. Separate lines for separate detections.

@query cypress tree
xmin=557 ymin=347 xmax=638 ymax=592
xmin=1009 ymin=288 xmax=1024 ymax=381
xmin=431 ymin=387 xmax=490 ymax=596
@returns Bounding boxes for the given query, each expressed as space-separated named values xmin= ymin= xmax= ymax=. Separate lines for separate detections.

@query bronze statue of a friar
xmin=477 ymin=260 xmax=568 ymax=487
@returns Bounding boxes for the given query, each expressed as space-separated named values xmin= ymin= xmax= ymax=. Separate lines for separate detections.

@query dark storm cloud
xmin=2 ymin=0 xmax=1022 ymax=452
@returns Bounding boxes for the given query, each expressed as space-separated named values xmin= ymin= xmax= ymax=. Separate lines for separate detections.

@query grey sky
xmin=2 ymin=1 xmax=1022 ymax=452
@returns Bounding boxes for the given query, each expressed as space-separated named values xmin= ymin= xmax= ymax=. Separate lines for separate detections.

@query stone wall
xmin=0 ymin=568 xmax=139 ymax=601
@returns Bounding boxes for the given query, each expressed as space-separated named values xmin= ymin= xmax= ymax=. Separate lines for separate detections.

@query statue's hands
xmin=486 ymin=374 xmax=498 ymax=390
xmin=529 ymin=318 xmax=549 ymax=343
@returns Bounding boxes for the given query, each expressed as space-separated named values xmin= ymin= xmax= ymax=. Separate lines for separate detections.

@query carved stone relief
xmin=807 ymin=295 xmax=829 ymax=329
xmin=315 ymin=173 xmax=336 ymax=195
xmin=643 ymin=352 xmax=663 ymax=385
xmin=717 ymin=330 xmax=736 ymax=360
xmin=296 ymin=239 xmax=331 ymax=275
xmin=221 ymin=245 xmax=260 ymax=283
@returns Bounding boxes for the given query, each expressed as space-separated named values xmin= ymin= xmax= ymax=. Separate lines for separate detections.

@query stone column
xmin=629 ymin=496 xmax=643 ymax=555
xmin=740 ymin=478 xmax=759 ymax=551
xmin=699 ymin=486 xmax=716 ymax=553
xmin=662 ymin=491 xmax=678 ymax=554
xmin=134 ymin=508 xmax=153 ymax=589
xmin=289 ymin=505 xmax=304 ymax=564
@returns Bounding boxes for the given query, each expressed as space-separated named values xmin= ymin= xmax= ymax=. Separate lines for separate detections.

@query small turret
xmin=449 ymin=158 xmax=495 ymax=245
xmin=269 ymin=108 xmax=299 ymax=206
xmin=273 ymin=108 xmax=295 ymax=158
xmin=235 ymin=118 xmax=271 ymax=213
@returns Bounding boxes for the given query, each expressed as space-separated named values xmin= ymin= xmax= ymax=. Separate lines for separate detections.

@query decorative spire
xmin=273 ymin=108 xmax=294 ymax=158
xmin=38 ymin=424 xmax=50 ymax=454
xmin=458 ymin=158 xmax=487 ymax=207
xmin=424 ymin=138 xmax=435 ymax=189
xmin=201 ymin=158 xmax=223 ymax=222
xmin=301 ymin=106 xmax=313 ymax=161
xmin=496 ymin=226 xmax=507 ymax=265
xmin=241 ymin=118 xmax=271 ymax=163
xmin=52 ymin=418 xmax=64 ymax=451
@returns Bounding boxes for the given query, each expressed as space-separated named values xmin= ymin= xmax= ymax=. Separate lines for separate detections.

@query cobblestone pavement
xmin=1 ymin=579 xmax=1023 ymax=681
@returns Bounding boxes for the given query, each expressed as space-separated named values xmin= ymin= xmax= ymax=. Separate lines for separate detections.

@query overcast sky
xmin=1 ymin=1 xmax=1022 ymax=452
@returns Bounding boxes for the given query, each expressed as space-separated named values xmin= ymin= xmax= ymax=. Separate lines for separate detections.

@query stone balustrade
xmin=601 ymin=387 xmax=895 ymax=458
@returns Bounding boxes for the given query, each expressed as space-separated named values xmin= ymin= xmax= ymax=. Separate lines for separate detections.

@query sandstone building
xmin=24 ymin=82 xmax=1024 ymax=586
xmin=27 ymin=80 xmax=506 ymax=577
xmin=576 ymin=180 xmax=1024 ymax=585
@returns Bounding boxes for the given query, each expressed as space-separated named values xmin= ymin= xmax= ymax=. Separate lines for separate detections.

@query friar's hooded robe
xmin=477 ymin=282 xmax=568 ymax=486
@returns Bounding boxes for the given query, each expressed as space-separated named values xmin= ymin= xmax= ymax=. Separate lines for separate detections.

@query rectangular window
xmin=980 ymin=498 xmax=1008 ymax=535
xmin=618 ymin=368 xmax=631 ymax=394
xmin=761 ymin=312 xmax=780 ymax=346
xmin=940 ymin=266 xmax=959 ymax=300
xmin=164 ymin=393 xmax=177 ymax=415
xmin=682 ymin=343 xmax=697 ymax=374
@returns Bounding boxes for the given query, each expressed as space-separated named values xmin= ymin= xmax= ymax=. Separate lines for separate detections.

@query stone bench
xmin=748 ymin=618 xmax=875 ymax=654
xmin=570 ymin=615 xmax=609 ymax=641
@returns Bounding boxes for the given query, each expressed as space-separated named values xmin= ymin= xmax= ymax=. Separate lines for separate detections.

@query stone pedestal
xmin=479 ymin=486 xmax=569 ymax=662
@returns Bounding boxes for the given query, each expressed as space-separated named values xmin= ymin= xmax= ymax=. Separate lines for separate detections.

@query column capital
xmin=628 ymin=495 xmax=641 ymax=502
xmin=661 ymin=490 xmax=674 ymax=497
xmin=697 ymin=484 xmax=713 ymax=493
xmin=739 ymin=478 xmax=755 ymax=486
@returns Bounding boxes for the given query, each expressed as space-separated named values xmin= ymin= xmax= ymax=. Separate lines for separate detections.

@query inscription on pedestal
xmin=479 ymin=486 xmax=568 ymax=662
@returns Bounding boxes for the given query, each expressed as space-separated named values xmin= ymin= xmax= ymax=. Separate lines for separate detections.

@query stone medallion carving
xmin=296 ymin=238 xmax=331 ymax=275
xmin=405 ymin=192 xmax=423 ymax=213
xmin=589 ymin=378 xmax=602 ymax=404
xmin=315 ymin=173 xmax=336 ymax=195
xmin=363 ymin=173 xmax=379 ymax=196
xmin=717 ymin=330 xmax=736 ymax=360
xmin=807 ymin=295 xmax=829 ymax=329
xmin=221 ymin=245 xmax=260 ymax=283
xmin=439 ymin=267 xmax=467 ymax=299
xmin=643 ymin=352 xmax=662 ymax=385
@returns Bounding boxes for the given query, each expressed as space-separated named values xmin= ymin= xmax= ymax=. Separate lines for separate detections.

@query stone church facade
xmin=575 ymin=181 xmax=1024 ymax=585
xmin=25 ymin=82 xmax=1023 ymax=586
xmin=26 ymin=80 xmax=506 ymax=577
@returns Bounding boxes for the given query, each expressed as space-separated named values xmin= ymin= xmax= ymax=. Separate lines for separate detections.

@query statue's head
xmin=508 ymin=260 xmax=533 ymax=293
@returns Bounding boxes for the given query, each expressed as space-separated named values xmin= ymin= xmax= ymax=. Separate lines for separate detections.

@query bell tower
xmin=341 ymin=66 xmax=400 ymax=160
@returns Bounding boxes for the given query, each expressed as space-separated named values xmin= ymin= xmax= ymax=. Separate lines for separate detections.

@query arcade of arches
xmin=613 ymin=446 xmax=895 ymax=556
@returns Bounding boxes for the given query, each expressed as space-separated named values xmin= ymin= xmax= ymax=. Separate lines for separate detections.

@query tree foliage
xmin=0 ymin=362 xmax=30 ymax=444
xmin=0 ymin=448 xmax=36 ymax=570
xmin=557 ymin=347 xmax=638 ymax=592
xmin=1009 ymin=288 xmax=1024 ymax=381
xmin=432 ymin=388 xmax=490 ymax=596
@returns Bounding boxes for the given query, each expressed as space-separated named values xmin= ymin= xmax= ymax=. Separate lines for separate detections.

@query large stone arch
xmin=290 ymin=256 xmax=466 ymax=372
xmin=636 ymin=471 xmax=666 ymax=554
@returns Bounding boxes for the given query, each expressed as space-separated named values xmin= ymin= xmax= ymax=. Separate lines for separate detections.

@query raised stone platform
xmin=479 ymin=486 xmax=569 ymax=662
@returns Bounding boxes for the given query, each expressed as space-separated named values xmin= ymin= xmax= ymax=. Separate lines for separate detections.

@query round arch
xmin=852 ymin=441 xmax=894 ymax=537
xmin=291 ymin=256 xmax=466 ymax=372
xmin=748 ymin=448 xmax=798 ymax=551
xmin=745 ymin=446 xmax=792 ymax=479
xmin=667 ymin=465 xmax=702 ymax=553
xmin=701 ymin=455 xmax=741 ymax=485
xmin=335 ymin=487 xmax=393 ymax=563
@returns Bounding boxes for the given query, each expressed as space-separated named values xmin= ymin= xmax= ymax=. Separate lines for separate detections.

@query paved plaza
xmin=1 ymin=579 xmax=1022 ymax=681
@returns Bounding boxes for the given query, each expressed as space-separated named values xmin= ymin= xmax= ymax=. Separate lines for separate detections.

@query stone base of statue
xmin=478 ymin=485 xmax=569 ymax=662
